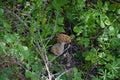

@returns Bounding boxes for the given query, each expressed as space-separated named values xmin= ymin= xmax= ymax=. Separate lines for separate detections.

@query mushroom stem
xmin=61 ymin=42 xmax=66 ymax=47
xmin=51 ymin=43 xmax=64 ymax=56
xmin=59 ymin=42 xmax=66 ymax=54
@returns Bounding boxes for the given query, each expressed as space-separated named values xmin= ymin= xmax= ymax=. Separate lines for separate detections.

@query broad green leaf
xmin=25 ymin=70 xmax=38 ymax=80
xmin=109 ymin=26 xmax=114 ymax=31
xmin=109 ymin=4 xmax=119 ymax=12
xmin=103 ymin=1 xmax=109 ymax=11
xmin=17 ymin=44 xmax=29 ymax=60
xmin=109 ymin=26 xmax=115 ymax=36
xmin=77 ymin=38 xmax=90 ymax=47
xmin=100 ymin=20 xmax=105 ymax=28
xmin=97 ymin=0 xmax=103 ymax=8
xmin=105 ymin=19 xmax=110 ymax=26
xmin=0 ymin=68 xmax=12 ymax=80
xmin=0 ymin=8 xmax=4 ymax=15
xmin=3 ymin=22 xmax=11 ymax=30
xmin=76 ymin=0 xmax=85 ymax=9
xmin=105 ymin=55 xmax=115 ymax=61
xmin=32 ymin=65 xmax=39 ymax=72
xmin=117 ymin=34 xmax=120 ymax=38
xmin=72 ymin=68 xmax=82 ymax=80
xmin=98 ymin=52 xmax=106 ymax=58
xmin=4 ymin=34 xmax=14 ymax=43
xmin=73 ymin=26 xmax=83 ymax=36
xmin=57 ymin=17 xmax=64 ymax=25
xmin=4 ymin=33 xmax=19 ymax=43
xmin=117 ymin=9 xmax=120 ymax=14
xmin=56 ymin=26 xmax=65 ymax=33
xmin=18 ymin=0 xmax=23 ymax=3
xmin=92 ymin=76 xmax=101 ymax=80
xmin=52 ymin=0 xmax=69 ymax=12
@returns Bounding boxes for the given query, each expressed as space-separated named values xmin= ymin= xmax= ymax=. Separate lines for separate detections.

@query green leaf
xmin=42 ymin=17 xmax=47 ymax=27
xmin=3 ymin=22 xmax=11 ymax=31
xmin=52 ymin=0 xmax=69 ymax=12
xmin=117 ymin=9 xmax=120 ymax=14
xmin=73 ymin=26 xmax=83 ymax=36
xmin=92 ymin=76 xmax=101 ymax=80
xmin=98 ymin=52 xmax=106 ymax=58
xmin=72 ymin=68 xmax=82 ymax=80
xmin=109 ymin=26 xmax=114 ymax=31
xmin=18 ymin=0 xmax=23 ymax=3
xmin=103 ymin=1 xmax=109 ymax=11
xmin=4 ymin=34 xmax=14 ymax=43
xmin=117 ymin=34 xmax=120 ymax=38
xmin=56 ymin=26 xmax=65 ymax=33
xmin=105 ymin=55 xmax=115 ymax=61
xmin=100 ymin=20 xmax=105 ymax=28
xmin=85 ymin=48 xmax=98 ymax=63
xmin=4 ymin=33 xmax=19 ymax=43
xmin=0 ymin=68 xmax=12 ymax=80
xmin=97 ymin=0 xmax=103 ymax=8
xmin=25 ymin=70 xmax=38 ymax=80
xmin=0 ymin=8 xmax=4 ymax=15
xmin=77 ymin=38 xmax=90 ymax=47
xmin=105 ymin=19 xmax=110 ymax=26
xmin=76 ymin=0 xmax=85 ymax=9
xmin=65 ymin=6 xmax=75 ymax=21
xmin=17 ymin=44 xmax=29 ymax=60
xmin=109 ymin=26 xmax=115 ymax=36
xmin=0 ymin=42 xmax=6 ymax=55
xmin=109 ymin=4 xmax=119 ymax=12
xmin=57 ymin=17 xmax=64 ymax=25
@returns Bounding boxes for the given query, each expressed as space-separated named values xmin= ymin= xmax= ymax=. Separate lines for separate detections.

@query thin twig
xmin=34 ymin=38 xmax=53 ymax=80
xmin=55 ymin=68 xmax=72 ymax=80
xmin=45 ymin=12 xmax=58 ymax=46
xmin=4 ymin=8 xmax=29 ymax=28
xmin=41 ymin=54 xmax=52 ymax=80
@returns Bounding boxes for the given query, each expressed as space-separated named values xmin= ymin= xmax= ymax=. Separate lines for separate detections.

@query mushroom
xmin=51 ymin=34 xmax=71 ymax=56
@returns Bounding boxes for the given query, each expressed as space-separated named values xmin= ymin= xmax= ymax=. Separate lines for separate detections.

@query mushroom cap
xmin=56 ymin=34 xmax=71 ymax=44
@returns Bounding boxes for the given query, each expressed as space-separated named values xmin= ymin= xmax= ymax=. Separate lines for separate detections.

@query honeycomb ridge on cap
xmin=56 ymin=34 xmax=71 ymax=44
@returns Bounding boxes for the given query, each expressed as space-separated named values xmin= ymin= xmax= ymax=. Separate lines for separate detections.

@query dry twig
xmin=55 ymin=68 xmax=72 ymax=80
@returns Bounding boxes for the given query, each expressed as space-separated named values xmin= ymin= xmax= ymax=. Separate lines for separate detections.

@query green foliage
xmin=18 ymin=0 xmax=23 ymax=3
xmin=0 ymin=68 xmax=12 ymax=80
xmin=52 ymin=0 xmax=69 ymax=12
xmin=0 ymin=8 xmax=4 ymax=16
xmin=72 ymin=68 xmax=83 ymax=80
xmin=25 ymin=70 xmax=39 ymax=80
xmin=0 ymin=0 xmax=120 ymax=80
xmin=77 ymin=37 xmax=90 ymax=47
xmin=98 ymin=59 xmax=120 ymax=80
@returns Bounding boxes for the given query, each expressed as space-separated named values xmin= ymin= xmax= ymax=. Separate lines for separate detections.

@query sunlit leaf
xmin=100 ymin=20 xmax=105 ymax=28
xmin=0 ymin=8 xmax=4 ymax=15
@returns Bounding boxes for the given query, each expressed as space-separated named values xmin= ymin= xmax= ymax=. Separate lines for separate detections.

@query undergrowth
xmin=0 ymin=0 xmax=120 ymax=80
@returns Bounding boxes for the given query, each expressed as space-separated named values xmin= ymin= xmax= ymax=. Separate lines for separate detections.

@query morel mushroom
xmin=51 ymin=34 xmax=71 ymax=56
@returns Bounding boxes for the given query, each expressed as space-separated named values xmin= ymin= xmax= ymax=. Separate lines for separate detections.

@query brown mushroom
xmin=51 ymin=34 xmax=71 ymax=56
